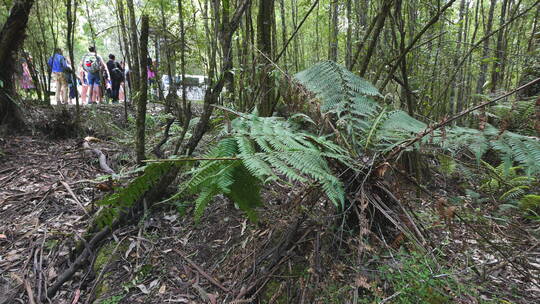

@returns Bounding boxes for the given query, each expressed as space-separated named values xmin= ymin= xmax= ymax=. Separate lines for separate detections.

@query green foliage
xmin=96 ymin=162 xmax=174 ymax=227
xmin=295 ymin=61 xmax=427 ymax=155
xmin=364 ymin=252 xmax=485 ymax=304
xmin=488 ymin=99 xmax=536 ymax=134
xmin=475 ymin=161 xmax=539 ymax=215
xmin=519 ymin=194 xmax=540 ymax=212
xmin=181 ymin=111 xmax=348 ymax=221
xmin=98 ymin=295 xmax=124 ymax=304
xmin=296 ymin=62 xmax=540 ymax=177
xmin=437 ymin=154 xmax=457 ymax=175
xmin=295 ymin=60 xmax=381 ymax=113
xmin=479 ymin=162 xmax=534 ymax=194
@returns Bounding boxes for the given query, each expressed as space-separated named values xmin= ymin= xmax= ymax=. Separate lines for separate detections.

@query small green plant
xmin=479 ymin=161 xmax=539 ymax=213
xmin=368 ymin=252 xmax=484 ymax=304
xmin=518 ymin=194 xmax=540 ymax=212
xmin=98 ymin=294 xmax=124 ymax=304
xmin=96 ymin=162 xmax=175 ymax=227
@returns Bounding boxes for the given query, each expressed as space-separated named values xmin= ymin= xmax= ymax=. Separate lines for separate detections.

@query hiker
xmin=20 ymin=57 xmax=35 ymax=92
xmin=147 ymin=57 xmax=156 ymax=96
xmin=79 ymin=69 xmax=88 ymax=104
xmin=106 ymin=54 xmax=124 ymax=103
xmin=63 ymin=64 xmax=80 ymax=104
xmin=48 ymin=48 xmax=68 ymax=104
xmin=118 ymin=61 xmax=126 ymax=103
xmin=81 ymin=46 xmax=110 ymax=104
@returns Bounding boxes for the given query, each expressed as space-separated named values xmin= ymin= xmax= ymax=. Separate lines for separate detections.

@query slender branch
xmin=386 ymin=77 xmax=540 ymax=160
xmin=379 ymin=0 xmax=457 ymax=89
xmin=274 ymin=0 xmax=319 ymax=63
xmin=143 ymin=157 xmax=240 ymax=163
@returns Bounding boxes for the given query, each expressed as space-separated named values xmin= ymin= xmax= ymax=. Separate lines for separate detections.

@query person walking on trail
xmin=106 ymin=54 xmax=123 ymax=103
xmin=79 ymin=68 xmax=89 ymax=105
xmin=48 ymin=48 xmax=68 ymax=104
xmin=118 ymin=61 xmax=126 ymax=103
xmin=20 ymin=56 xmax=35 ymax=92
xmin=81 ymin=46 xmax=110 ymax=104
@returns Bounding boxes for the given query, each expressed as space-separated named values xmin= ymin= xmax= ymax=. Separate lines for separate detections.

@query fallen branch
xmin=82 ymin=141 xmax=116 ymax=174
xmin=174 ymin=248 xmax=230 ymax=293
xmin=143 ymin=157 xmax=240 ymax=163
xmin=43 ymin=166 xmax=181 ymax=301
xmin=12 ymin=274 xmax=36 ymax=304
xmin=60 ymin=181 xmax=89 ymax=216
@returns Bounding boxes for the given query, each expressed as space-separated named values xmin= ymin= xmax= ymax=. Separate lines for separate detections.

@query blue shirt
xmin=48 ymin=54 xmax=66 ymax=73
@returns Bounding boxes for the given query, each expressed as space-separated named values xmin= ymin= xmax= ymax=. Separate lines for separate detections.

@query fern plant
xmin=295 ymin=61 xmax=426 ymax=156
xmin=476 ymin=160 xmax=539 ymax=213
xmin=96 ymin=162 xmax=174 ymax=227
xmin=295 ymin=61 xmax=540 ymax=177
xmin=178 ymin=111 xmax=350 ymax=221
xmin=101 ymin=61 xmax=540 ymax=226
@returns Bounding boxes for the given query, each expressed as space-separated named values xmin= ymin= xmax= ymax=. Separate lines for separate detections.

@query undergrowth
xmin=362 ymin=251 xmax=488 ymax=304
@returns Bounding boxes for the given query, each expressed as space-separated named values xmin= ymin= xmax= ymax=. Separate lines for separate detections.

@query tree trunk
xmin=490 ymin=0 xmax=509 ymax=92
xmin=451 ymin=0 xmax=467 ymax=116
xmin=536 ymin=95 xmax=540 ymax=136
xmin=257 ymin=0 xmax=275 ymax=117
xmin=328 ymin=0 xmax=339 ymax=62
xmin=116 ymin=0 xmax=132 ymax=107
xmin=160 ymin=0 xmax=175 ymax=113
xmin=345 ymin=0 xmax=352 ymax=68
xmin=126 ymin=0 xmax=140 ymax=94
xmin=279 ymin=0 xmax=288 ymax=71
xmin=136 ymin=15 xmax=149 ymax=165
xmin=66 ymin=0 xmax=80 ymax=123
xmin=176 ymin=0 xmax=190 ymax=146
xmin=0 ymin=0 xmax=35 ymax=129
xmin=358 ymin=0 xmax=393 ymax=77
xmin=476 ymin=0 xmax=496 ymax=130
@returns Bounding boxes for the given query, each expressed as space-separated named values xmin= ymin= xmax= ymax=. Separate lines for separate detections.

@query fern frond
xmin=500 ymin=186 xmax=530 ymax=201
xmin=96 ymin=162 xmax=174 ymax=227
xmin=295 ymin=61 xmax=381 ymax=114
xmin=181 ymin=111 xmax=349 ymax=220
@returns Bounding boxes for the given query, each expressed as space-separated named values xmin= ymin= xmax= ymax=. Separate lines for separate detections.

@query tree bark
xmin=257 ymin=0 xmax=275 ymax=117
xmin=358 ymin=0 xmax=393 ymax=77
xmin=126 ymin=0 xmax=140 ymax=94
xmin=490 ymin=0 xmax=509 ymax=92
xmin=328 ymin=0 xmax=339 ymax=62
xmin=476 ymin=0 xmax=496 ymax=130
xmin=136 ymin=15 xmax=149 ymax=165
xmin=0 ymin=0 xmax=35 ymax=129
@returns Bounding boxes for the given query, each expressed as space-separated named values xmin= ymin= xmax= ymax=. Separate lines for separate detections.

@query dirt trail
xmin=0 ymin=136 xmax=104 ymax=303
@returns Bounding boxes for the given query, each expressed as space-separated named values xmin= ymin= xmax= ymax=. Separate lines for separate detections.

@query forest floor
xmin=1 ymin=104 xmax=539 ymax=304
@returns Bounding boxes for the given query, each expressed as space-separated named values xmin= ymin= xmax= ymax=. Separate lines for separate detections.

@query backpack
xmin=63 ymin=65 xmax=74 ymax=83
xmin=82 ymin=53 xmax=101 ymax=73
xmin=111 ymin=64 xmax=124 ymax=82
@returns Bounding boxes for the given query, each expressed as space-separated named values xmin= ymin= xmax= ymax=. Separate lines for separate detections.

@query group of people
xmin=48 ymin=46 xmax=127 ymax=105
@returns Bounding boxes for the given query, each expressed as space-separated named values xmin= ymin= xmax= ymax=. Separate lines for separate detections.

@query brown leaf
xmin=354 ymin=275 xmax=371 ymax=289
xmin=158 ymin=284 xmax=166 ymax=294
